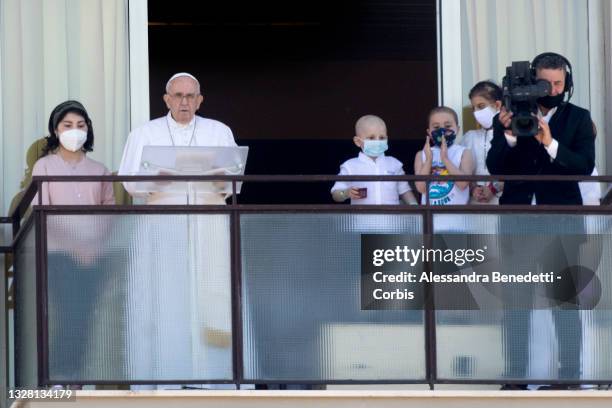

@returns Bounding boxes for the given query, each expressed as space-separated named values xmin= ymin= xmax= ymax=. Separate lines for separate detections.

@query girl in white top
xmin=414 ymin=106 xmax=474 ymax=205
xmin=461 ymin=81 xmax=504 ymax=204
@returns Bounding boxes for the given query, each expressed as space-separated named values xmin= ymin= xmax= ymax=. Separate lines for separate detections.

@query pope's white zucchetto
xmin=165 ymin=72 xmax=200 ymax=92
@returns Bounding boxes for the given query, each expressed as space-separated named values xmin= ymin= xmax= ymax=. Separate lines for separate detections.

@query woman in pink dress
xmin=32 ymin=100 xmax=116 ymax=384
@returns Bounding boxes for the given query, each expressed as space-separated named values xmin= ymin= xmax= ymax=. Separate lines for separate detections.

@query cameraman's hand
xmin=535 ymin=117 xmax=553 ymax=146
xmin=499 ymin=107 xmax=513 ymax=130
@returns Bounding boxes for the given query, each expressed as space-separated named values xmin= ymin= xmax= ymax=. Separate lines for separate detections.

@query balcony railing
xmin=5 ymin=174 xmax=612 ymax=389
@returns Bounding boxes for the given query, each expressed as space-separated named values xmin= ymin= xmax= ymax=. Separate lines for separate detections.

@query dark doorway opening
xmin=148 ymin=0 xmax=437 ymax=203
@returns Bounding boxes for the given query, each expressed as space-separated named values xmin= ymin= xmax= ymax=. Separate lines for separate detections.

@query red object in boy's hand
xmin=357 ymin=188 xmax=368 ymax=199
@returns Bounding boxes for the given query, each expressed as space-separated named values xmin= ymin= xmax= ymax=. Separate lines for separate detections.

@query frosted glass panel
xmin=241 ymin=213 xmax=425 ymax=381
xmin=46 ymin=214 xmax=232 ymax=382
xmin=434 ymin=214 xmax=612 ymax=381
xmin=14 ymin=225 xmax=37 ymax=388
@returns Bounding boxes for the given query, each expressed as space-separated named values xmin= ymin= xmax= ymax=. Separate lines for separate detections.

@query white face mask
xmin=59 ymin=129 xmax=87 ymax=152
xmin=473 ymin=106 xmax=497 ymax=130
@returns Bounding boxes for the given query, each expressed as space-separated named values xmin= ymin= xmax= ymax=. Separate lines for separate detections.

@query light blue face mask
xmin=363 ymin=139 xmax=388 ymax=157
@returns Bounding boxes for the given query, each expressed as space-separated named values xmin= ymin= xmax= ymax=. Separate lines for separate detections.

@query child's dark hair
xmin=468 ymin=80 xmax=503 ymax=103
xmin=428 ymin=106 xmax=459 ymax=126
xmin=44 ymin=100 xmax=94 ymax=154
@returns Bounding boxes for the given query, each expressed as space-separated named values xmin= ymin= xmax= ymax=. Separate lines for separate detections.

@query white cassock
xmin=119 ymin=112 xmax=235 ymax=387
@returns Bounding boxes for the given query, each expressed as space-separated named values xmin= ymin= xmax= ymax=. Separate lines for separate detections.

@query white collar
xmin=358 ymin=151 xmax=385 ymax=164
xmin=166 ymin=111 xmax=196 ymax=130
xmin=538 ymin=107 xmax=558 ymax=124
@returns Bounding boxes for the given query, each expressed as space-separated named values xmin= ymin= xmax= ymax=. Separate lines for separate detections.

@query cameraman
xmin=487 ymin=53 xmax=593 ymax=388
xmin=486 ymin=53 xmax=595 ymax=205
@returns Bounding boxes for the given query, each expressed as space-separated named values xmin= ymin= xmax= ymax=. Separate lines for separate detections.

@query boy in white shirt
xmin=331 ymin=115 xmax=417 ymax=205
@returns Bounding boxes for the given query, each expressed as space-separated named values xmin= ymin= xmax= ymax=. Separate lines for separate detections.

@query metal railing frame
xmin=7 ymin=174 xmax=612 ymax=388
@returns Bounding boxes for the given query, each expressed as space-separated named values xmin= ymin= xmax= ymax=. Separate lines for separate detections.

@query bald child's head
xmin=355 ymin=115 xmax=387 ymax=138
xmin=353 ymin=115 xmax=389 ymax=158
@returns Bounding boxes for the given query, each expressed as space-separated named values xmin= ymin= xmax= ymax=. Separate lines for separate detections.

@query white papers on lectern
xmin=134 ymin=146 xmax=249 ymax=195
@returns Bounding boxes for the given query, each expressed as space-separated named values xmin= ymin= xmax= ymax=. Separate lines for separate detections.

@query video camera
xmin=502 ymin=61 xmax=551 ymax=137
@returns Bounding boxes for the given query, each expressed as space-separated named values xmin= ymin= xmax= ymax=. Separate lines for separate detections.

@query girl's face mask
xmin=473 ymin=105 xmax=498 ymax=129
xmin=430 ymin=128 xmax=457 ymax=147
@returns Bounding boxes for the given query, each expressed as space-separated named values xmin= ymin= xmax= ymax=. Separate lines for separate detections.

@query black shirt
xmin=486 ymin=103 xmax=595 ymax=205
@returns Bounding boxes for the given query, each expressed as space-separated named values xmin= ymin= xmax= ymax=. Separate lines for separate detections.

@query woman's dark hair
xmin=44 ymin=100 xmax=94 ymax=154
xmin=468 ymin=80 xmax=503 ymax=103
